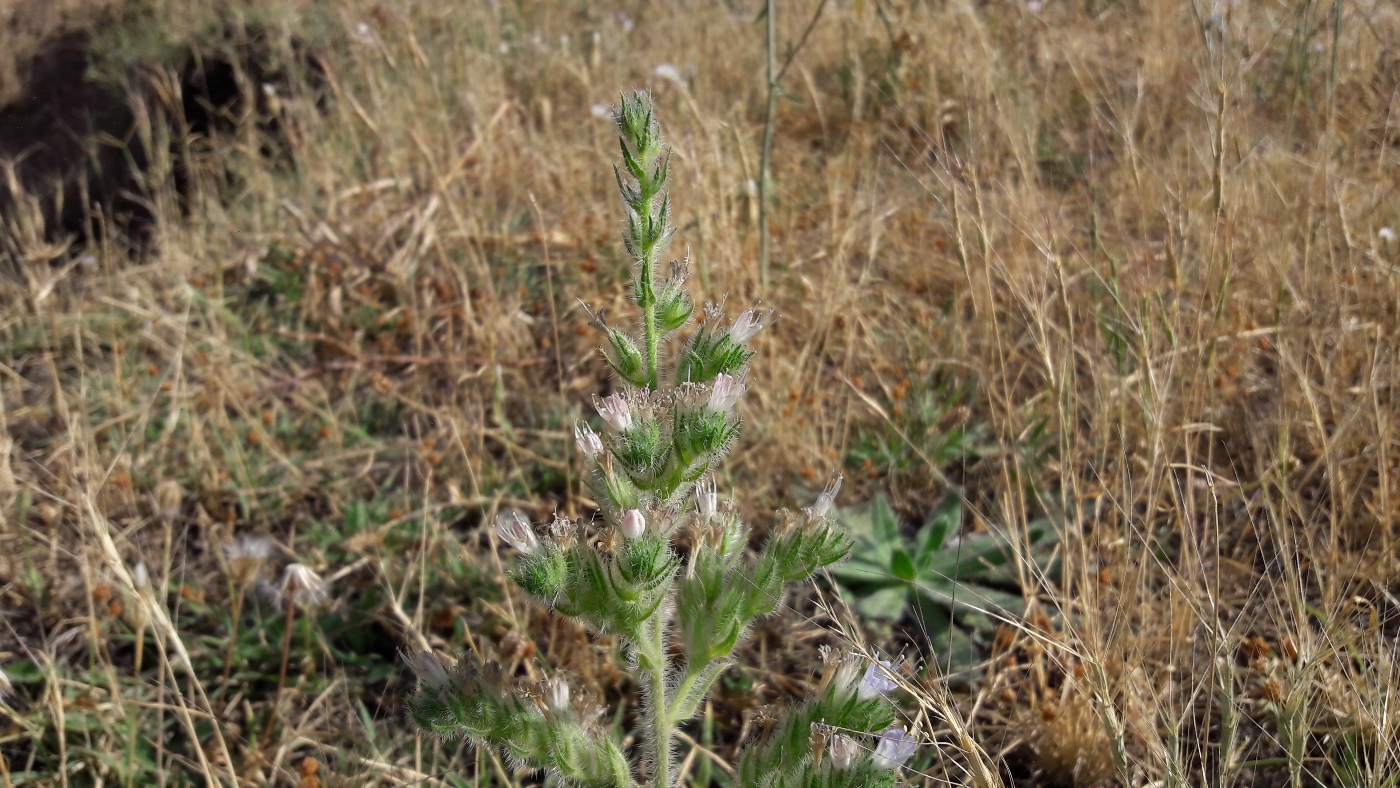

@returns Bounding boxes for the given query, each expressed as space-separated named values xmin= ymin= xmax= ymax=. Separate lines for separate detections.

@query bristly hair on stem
xmin=405 ymin=88 xmax=912 ymax=788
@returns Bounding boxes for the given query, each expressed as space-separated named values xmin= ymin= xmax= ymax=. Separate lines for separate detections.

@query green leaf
xmin=891 ymin=549 xmax=915 ymax=582
xmin=856 ymin=586 xmax=908 ymax=620
xmin=871 ymin=495 xmax=899 ymax=547
xmin=917 ymin=494 xmax=961 ymax=563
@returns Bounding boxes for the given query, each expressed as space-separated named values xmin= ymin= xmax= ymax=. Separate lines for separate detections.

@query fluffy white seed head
xmin=596 ymin=394 xmax=633 ymax=432
xmin=495 ymin=511 xmax=539 ymax=555
xmin=706 ymin=373 xmax=747 ymax=415
xmin=726 ymin=307 xmax=773 ymax=343
xmin=574 ymin=422 xmax=604 ymax=460
xmin=621 ymin=509 xmax=647 ymax=539
xmin=872 ymin=727 xmax=918 ymax=770
xmin=280 ymin=563 xmax=328 ymax=610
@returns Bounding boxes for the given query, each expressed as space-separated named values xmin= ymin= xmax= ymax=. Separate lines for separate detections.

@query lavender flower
xmin=858 ymin=659 xmax=899 ymax=700
xmin=596 ymin=394 xmax=633 ymax=432
xmin=495 ymin=511 xmax=539 ymax=555
xmin=872 ymin=727 xmax=918 ymax=770
xmin=706 ymin=373 xmax=746 ymax=415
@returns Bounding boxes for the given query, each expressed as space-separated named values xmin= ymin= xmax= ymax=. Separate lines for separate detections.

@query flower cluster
xmin=406 ymin=90 xmax=917 ymax=787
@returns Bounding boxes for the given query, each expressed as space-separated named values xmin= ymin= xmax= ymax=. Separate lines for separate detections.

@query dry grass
xmin=1 ymin=0 xmax=1399 ymax=784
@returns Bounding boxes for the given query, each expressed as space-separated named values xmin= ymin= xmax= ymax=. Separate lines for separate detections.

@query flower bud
xmin=574 ymin=423 xmax=604 ymax=460
xmin=595 ymin=394 xmax=633 ymax=432
xmin=621 ymin=509 xmax=646 ymax=539
xmin=706 ymin=373 xmax=746 ymax=415
xmin=495 ymin=511 xmax=539 ymax=555
xmin=872 ymin=727 xmax=918 ymax=770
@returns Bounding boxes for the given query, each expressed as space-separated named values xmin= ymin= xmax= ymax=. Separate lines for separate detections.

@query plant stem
xmin=644 ymin=620 xmax=673 ymax=788
xmin=759 ymin=0 xmax=777 ymax=289
xmin=267 ymin=599 xmax=297 ymax=737
xmin=216 ymin=584 xmax=246 ymax=699
xmin=125 ymin=623 xmax=145 ymax=788
xmin=640 ymin=251 xmax=659 ymax=390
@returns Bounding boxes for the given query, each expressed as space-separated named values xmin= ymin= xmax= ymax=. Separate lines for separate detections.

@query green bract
xmin=406 ymin=90 xmax=916 ymax=787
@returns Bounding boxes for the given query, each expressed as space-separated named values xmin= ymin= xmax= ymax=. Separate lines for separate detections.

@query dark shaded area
xmin=0 ymin=33 xmax=146 ymax=248
xmin=0 ymin=23 xmax=324 ymax=260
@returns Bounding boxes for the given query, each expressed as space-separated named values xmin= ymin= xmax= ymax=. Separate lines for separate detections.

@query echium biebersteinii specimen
xmin=407 ymin=91 xmax=918 ymax=787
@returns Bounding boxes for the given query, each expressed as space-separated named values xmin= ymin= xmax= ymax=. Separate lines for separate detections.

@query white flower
xmin=695 ymin=477 xmax=718 ymax=520
xmin=706 ymin=373 xmax=746 ymax=415
xmin=495 ymin=511 xmax=539 ymax=555
xmin=654 ymin=63 xmax=683 ymax=84
xmin=829 ymin=734 xmax=859 ymax=770
xmin=547 ymin=677 xmax=571 ymax=715
xmin=408 ymin=651 xmax=450 ymax=688
xmin=590 ymin=103 xmax=611 ymax=120
xmin=621 ymin=509 xmax=647 ymax=539
xmin=726 ymin=307 xmax=773 ymax=343
xmin=617 ymin=12 xmax=634 ymax=33
xmin=858 ymin=659 xmax=899 ymax=700
xmin=280 ymin=563 xmax=328 ymax=610
xmin=498 ymin=42 xmax=509 ymax=55
xmin=831 ymin=654 xmax=863 ymax=696
xmin=812 ymin=475 xmax=843 ymax=519
xmin=596 ymin=394 xmax=633 ymax=432
xmin=574 ymin=422 xmax=604 ymax=460
xmin=1026 ymin=0 xmax=1044 ymax=12
xmin=872 ymin=727 xmax=918 ymax=770
xmin=1381 ymin=227 xmax=1397 ymax=244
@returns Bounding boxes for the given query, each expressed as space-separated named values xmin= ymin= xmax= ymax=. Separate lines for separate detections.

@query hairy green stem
xmin=641 ymin=621 xmax=673 ymax=788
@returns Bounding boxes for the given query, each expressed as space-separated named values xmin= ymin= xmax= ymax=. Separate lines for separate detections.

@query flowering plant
xmin=407 ymin=91 xmax=917 ymax=787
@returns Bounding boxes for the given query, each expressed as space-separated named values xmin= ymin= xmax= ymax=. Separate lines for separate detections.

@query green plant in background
xmin=845 ymin=376 xmax=990 ymax=481
xmin=405 ymin=91 xmax=919 ymax=787
xmin=829 ymin=494 xmax=1057 ymax=675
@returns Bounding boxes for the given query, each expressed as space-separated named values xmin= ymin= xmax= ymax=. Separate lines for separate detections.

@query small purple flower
xmin=858 ymin=659 xmax=899 ymax=700
xmin=495 ymin=511 xmax=539 ymax=555
xmin=872 ymin=727 xmax=918 ymax=770
xmin=596 ymin=394 xmax=633 ymax=432
xmin=707 ymin=373 xmax=746 ymax=415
